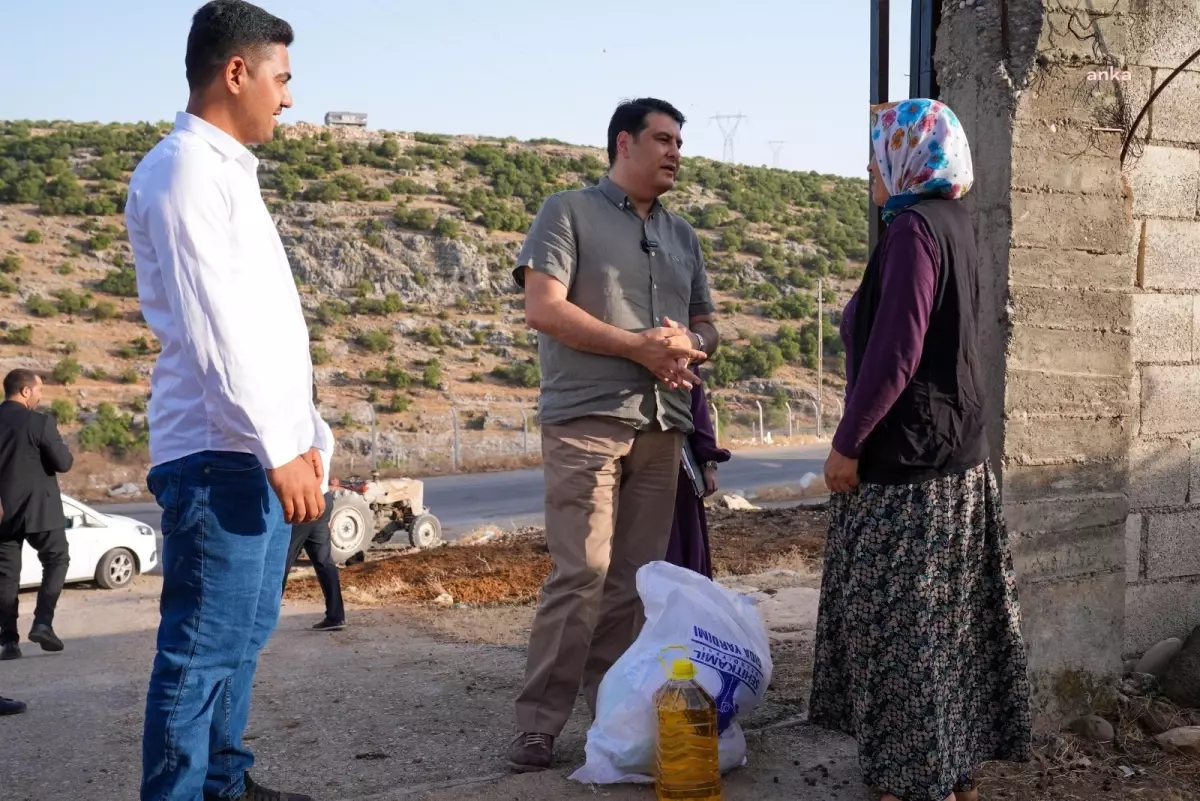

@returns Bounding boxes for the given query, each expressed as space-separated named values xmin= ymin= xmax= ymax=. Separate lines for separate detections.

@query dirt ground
xmin=284 ymin=505 xmax=829 ymax=607
xmin=3 ymin=506 xmax=1199 ymax=800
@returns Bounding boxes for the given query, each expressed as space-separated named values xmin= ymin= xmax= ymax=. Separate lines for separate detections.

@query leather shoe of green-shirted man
xmin=508 ymin=97 xmax=719 ymax=773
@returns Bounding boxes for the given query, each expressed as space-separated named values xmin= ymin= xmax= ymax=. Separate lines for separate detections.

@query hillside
xmin=0 ymin=119 xmax=867 ymax=496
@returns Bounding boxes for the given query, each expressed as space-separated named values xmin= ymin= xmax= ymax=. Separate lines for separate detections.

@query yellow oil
xmin=654 ymin=659 xmax=721 ymax=801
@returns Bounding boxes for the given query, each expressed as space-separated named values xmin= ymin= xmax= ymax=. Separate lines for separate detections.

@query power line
xmin=768 ymin=140 xmax=786 ymax=168
xmin=710 ymin=113 xmax=747 ymax=163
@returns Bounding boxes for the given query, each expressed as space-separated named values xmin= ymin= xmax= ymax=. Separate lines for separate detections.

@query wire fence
xmin=327 ymin=391 xmax=842 ymax=478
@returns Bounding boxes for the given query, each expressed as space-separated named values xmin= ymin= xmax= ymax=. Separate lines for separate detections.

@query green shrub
xmin=23 ymin=229 xmax=42 ymax=243
xmin=419 ymin=326 xmax=444 ymax=346
xmin=52 ymin=357 xmax=82 ymax=385
xmin=1 ymin=252 xmax=21 ymax=273
xmin=98 ymin=266 xmax=138 ymax=297
xmin=6 ymin=325 xmax=33 ymax=345
xmin=386 ymin=393 xmax=410 ymax=413
xmin=53 ymin=288 xmax=92 ymax=315
xmin=311 ymin=345 xmax=330 ymax=365
xmin=78 ymin=403 xmax=147 ymax=455
xmin=119 ymin=368 xmax=140 ymax=384
xmin=92 ymin=301 xmax=118 ymax=320
xmin=355 ymin=329 xmax=392 ymax=352
xmin=491 ymin=358 xmax=540 ymax=388
xmin=49 ymin=399 xmax=77 ymax=424
xmin=0 ymin=275 xmax=16 ymax=294
xmin=422 ymin=359 xmax=443 ymax=389
xmin=434 ymin=216 xmax=461 ymax=238
xmin=27 ymin=294 xmax=57 ymax=318
xmin=88 ymin=233 xmax=113 ymax=251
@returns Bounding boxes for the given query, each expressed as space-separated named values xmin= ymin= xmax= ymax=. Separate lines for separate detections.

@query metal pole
xmin=521 ymin=408 xmax=529 ymax=454
xmin=755 ymin=400 xmax=764 ymax=443
xmin=710 ymin=403 xmax=720 ymax=446
xmin=369 ymin=403 xmax=377 ymax=477
xmin=786 ymin=402 xmax=793 ymax=438
xmin=869 ymin=0 xmax=890 ymax=254
xmin=451 ymin=408 xmax=460 ymax=472
xmin=910 ymin=0 xmax=941 ymax=100
xmin=817 ymin=279 xmax=824 ymax=438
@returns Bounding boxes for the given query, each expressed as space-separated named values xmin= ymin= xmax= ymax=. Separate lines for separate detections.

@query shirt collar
xmin=173 ymin=111 xmax=259 ymax=171
xmin=598 ymin=175 xmax=664 ymax=215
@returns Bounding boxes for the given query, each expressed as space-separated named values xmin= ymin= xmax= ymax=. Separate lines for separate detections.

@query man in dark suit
xmin=0 ymin=369 xmax=73 ymax=660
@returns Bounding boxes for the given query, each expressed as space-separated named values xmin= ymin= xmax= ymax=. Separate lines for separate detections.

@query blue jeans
xmin=141 ymin=451 xmax=291 ymax=800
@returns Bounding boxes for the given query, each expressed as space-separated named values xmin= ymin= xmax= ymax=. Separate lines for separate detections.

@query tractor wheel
xmin=328 ymin=491 xmax=374 ymax=564
xmin=408 ymin=513 xmax=442 ymax=549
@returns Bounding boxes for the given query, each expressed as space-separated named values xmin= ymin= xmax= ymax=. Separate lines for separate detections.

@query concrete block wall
xmin=1123 ymin=0 xmax=1200 ymax=655
xmin=931 ymin=0 xmax=1200 ymax=724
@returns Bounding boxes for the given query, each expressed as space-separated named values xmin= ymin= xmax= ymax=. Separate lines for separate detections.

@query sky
xmin=0 ymin=0 xmax=915 ymax=178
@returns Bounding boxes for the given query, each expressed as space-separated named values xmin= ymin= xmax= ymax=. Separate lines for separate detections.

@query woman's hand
xmin=703 ymin=466 xmax=719 ymax=496
xmin=823 ymin=448 xmax=860 ymax=494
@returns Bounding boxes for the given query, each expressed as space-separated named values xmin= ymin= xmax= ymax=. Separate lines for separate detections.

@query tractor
xmin=326 ymin=475 xmax=443 ymax=564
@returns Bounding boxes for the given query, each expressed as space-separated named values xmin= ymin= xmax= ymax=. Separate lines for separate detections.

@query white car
xmin=19 ymin=495 xmax=159 ymax=590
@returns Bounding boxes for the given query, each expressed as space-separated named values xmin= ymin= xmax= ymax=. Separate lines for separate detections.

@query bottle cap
xmin=670 ymin=658 xmax=695 ymax=681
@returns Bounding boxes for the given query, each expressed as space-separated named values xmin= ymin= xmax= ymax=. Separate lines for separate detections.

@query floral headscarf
xmin=870 ymin=98 xmax=973 ymax=222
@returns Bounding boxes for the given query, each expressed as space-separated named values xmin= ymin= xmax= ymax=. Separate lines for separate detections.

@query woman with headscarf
xmin=808 ymin=99 xmax=1033 ymax=801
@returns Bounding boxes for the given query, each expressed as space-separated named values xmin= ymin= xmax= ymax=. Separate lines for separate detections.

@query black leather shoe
xmin=0 ymin=643 xmax=19 ymax=661
xmin=203 ymin=772 xmax=313 ymax=801
xmin=28 ymin=624 xmax=63 ymax=652
xmin=312 ymin=618 xmax=345 ymax=631
xmin=0 ymin=695 xmax=25 ymax=714
xmin=0 ymin=695 xmax=26 ymax=715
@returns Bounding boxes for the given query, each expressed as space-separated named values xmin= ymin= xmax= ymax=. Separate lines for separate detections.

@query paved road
xmin=96 ymin=443 xmax=830 ymax=549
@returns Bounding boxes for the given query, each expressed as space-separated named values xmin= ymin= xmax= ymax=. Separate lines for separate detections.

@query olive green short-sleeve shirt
xmin=514 ymin=176 xmax=715 ymax=433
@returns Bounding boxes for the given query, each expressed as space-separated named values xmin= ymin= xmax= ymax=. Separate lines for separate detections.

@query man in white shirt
xmin=125 ymin=2 xmax=327 ymax=799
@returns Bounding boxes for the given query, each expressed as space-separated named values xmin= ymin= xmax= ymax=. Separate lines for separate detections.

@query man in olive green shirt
xmin=509 ymin=98 xmax=719 ymax=772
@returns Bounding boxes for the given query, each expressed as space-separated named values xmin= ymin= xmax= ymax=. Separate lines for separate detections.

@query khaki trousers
xmin=514 ymin=415 xmax=683 ymax=736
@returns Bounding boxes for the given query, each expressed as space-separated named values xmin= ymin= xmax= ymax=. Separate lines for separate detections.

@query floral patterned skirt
xmin=808 ymin=461 xmax=1033 ymax=801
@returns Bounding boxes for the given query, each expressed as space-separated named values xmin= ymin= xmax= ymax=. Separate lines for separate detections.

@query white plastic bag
xmin=568 ymin=561 xmax=773 ymax=785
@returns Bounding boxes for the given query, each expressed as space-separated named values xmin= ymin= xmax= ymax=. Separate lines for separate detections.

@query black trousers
xmin=0 ymin=528 xmax=70 ymax=645
xmin=282 ymin=504 xmax=344 ymax=624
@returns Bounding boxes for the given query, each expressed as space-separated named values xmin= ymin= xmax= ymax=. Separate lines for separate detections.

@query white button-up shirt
xmin=126 ymin=112 xmax=332 ymax=485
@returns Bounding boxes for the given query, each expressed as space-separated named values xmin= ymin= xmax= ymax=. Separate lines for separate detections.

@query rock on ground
xmin=1155 ymin=726 xmax=1200 ymax=757
xmin=1135 ymin=637 xmax=1183 ymax=678
xmin=1068 ymin=715 xmax=1115 ymax=743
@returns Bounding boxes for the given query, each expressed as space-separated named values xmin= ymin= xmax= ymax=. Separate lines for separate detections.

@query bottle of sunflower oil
xmin=654 ymin=655 xmax=721 ymax=801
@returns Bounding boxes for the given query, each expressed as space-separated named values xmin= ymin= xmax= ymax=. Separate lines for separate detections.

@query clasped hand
xmin=633 ymin=316 xmax=706 ymax=389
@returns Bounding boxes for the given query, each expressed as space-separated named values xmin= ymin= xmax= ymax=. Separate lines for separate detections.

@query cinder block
xmin=1191 ymin=438 xmax=1200 ymax=505
xmin=1013 ymin=120 xmax=1123 ymax=160
xmin=1143 ymin=220 xmax=1200 ymax=291
xmin=1006 ymin=417 xmax=1130 ymax=464
xmin=1041 ymin=13 xmax=1129 ymax=63
xmin=1127 ymin=145 xmax=1200 ymax=218
xmin=1012 ymin=147 xmax=1124 ymax=196
xmin=1127 ymin=513 xmax=1144 ymax=584
xmin=1008 ymin=247 xmax=1136 ymax=290
xmin=1009 ymin=286 xmax=1130 ymax=331
xmin=1129 ymin=437 xmax=1191 ymax=509
xmin=1021 ymin=572 xmax=1125 ymax=722
xmin=1130 ymin=2 xmax=1198 ymax=67
xmin=1004 ymin=460 xmax=1128 ymax=502
xmin=1008 ymin=326 xmax=1131 ymax=376
xmin=1146 ymin=510 xmax=1200 ymax=579
xmin=1011 ymin=524 xmax=1125 ymax=584
xmin=1193 ymin=297 xmax=1200 ymax=360
xmin=1131 ymin=293 xmax=1192 ymax=363
xmin=1006 ymin=496 xmax=1128 ymax=535
xmin=1005 ymin=369 xmax=1133 ymax=418
xmin=1126 ymin=579 xmax=1200 ymax=654
xmin=1140 ymin=365 xmax=1200 ymax=435
xmin=1012 ymin=192 xmax=1132 ymax=253
xmin=1150 ymin=70 xmax=1200 ymax=144
xmin=1019 ymin=65 xmax=1151 ymax=130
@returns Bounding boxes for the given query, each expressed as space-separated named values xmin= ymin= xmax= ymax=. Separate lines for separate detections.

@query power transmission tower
xmin=769 ymin=140 xmax=786 ymax=168
xmin=710 ymin=113 xmax=748 ymax=163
